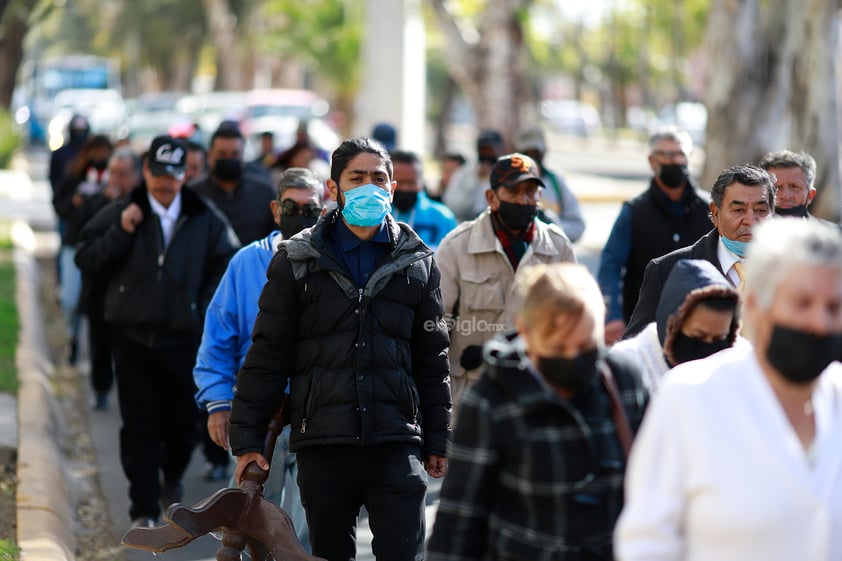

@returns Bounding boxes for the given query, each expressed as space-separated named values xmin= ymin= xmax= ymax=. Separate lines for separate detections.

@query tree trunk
xmin=430 ymin=0 xmax=530 ymax=145
xmin=202 ymin=0 xmax=244 ymax=90
xmin=702 ymin=0 xmax=841 ymax=220
xmin=432 ymin=75 xmax=457 ymax=159
xmin=0 ymin=0 xmax=34 ymax=109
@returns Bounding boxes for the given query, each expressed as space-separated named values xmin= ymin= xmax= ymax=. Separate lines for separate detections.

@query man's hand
xmin=424 ymin=454 xmax=448 ymax=478
xmin=234 ymin=452 xmax=270 ymax=487
xmin=207 ymin=410 xmax=230 ymax=449
xmin=604 ymin=319 xmax=626 ymax=345
xmin=120 ymin=202 xmax=143 ymax=233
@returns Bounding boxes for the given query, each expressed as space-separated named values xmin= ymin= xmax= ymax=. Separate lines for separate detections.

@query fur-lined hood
xmin=656 ymin=259 xmax=741 ymax=366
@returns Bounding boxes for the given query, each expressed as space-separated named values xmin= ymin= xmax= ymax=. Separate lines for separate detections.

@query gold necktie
xmin=733 ymin=262 xmax=745 ymax=292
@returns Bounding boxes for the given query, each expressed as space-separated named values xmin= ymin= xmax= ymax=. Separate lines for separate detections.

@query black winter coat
xmin=428 ymin=332 xmax=648 ymax=561
xmin=230 ymin=210 xmax=452 ymax=458
xmin=74 ymin=184 xmax=239 ymax=346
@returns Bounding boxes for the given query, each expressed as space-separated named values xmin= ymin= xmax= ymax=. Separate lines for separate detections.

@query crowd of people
xmin=47 ymin=113 xmax=842 ymax=561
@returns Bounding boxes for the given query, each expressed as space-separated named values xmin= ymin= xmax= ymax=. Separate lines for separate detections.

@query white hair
xmin=744 ymin=217 xmax=842 ymax=310
xmin=647 ymin=126 xmax=694 ymax=156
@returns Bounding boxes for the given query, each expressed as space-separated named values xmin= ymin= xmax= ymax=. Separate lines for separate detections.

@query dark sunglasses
xmin=280 ymin=199 xmax=322 ymax=218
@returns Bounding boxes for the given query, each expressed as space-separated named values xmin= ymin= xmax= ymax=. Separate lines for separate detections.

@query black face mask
xmin=536 ymin=348 xmax=601 ymax=394
xmin=278 ymin=214 xmax=318 ymax=238
xmin=392 ymin=191 xmax=418 ymax=212
xmin=766 ymin=324 xmax=842 ymax=384
xmin=69 ymin=130 xmax=88 ymax=143
xmin=496 ymin=200 xmax=537 ymax=232
xmin=775 ymin=205 xmax=809 ymax=218
xmin=670 ymin=332 xmax=731 ymax=366
xmin=659 ymin=164 xmax=689 ymax=188
xmin=214 ymin=158 xmax=243 ymax=182
xmin=91 ymin=159 xmax=108 ymax=171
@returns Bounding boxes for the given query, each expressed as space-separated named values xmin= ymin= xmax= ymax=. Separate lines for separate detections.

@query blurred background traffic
xmin=0 ymin=0 xmax=839 ymax=217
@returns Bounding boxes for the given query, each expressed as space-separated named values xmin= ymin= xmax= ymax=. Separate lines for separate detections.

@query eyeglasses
xmin=652 ymin=150 xmax=688 ymax=160
xmin=280 ymin=199 xmax=322 ymax=218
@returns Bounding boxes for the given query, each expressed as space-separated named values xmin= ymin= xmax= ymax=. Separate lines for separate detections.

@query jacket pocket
xmin=399 ymin=373 xmax=420 ymax=423
xmin=293 ymin=369 xmax=320 ymax=434
xmin=459 ymin=270 xmax=504 ymax=312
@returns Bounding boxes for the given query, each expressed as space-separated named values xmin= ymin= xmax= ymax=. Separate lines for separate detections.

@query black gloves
xmin=459 ymin=345 xmax=483 ymax=371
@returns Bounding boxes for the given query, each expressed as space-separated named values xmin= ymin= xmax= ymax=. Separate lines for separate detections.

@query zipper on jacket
xmin=358 ymin=288 xmax=363 ymax=302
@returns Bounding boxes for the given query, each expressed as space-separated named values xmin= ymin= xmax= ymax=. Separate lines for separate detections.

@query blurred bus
xmin=14 ymin=54 xmax=121 ymax=145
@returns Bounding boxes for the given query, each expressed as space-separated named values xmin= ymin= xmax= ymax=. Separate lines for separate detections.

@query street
xmin=3 ymin=133 xmax=650 ymax=560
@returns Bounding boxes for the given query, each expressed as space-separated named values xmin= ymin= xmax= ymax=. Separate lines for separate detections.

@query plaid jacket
xmin=427 ymin=333 xmax=648 ymax=561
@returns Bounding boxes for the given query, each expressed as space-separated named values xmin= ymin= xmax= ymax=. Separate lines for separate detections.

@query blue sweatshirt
xmin=193 ymin=231 xmax=282 ymax=413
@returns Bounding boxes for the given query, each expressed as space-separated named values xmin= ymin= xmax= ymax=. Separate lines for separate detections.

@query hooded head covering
xmin=656 ymin=259 xmax=741 ymax=365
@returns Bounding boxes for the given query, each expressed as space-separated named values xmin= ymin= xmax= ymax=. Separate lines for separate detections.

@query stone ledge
xmin=14 ymin=220 xmax=76 ymax=561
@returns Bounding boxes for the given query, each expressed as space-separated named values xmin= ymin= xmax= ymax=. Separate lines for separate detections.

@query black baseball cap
xmin=490 ymin=153 xmax=545 ymax=190
xmin=147 ymin=135 xmax=187 ymax=180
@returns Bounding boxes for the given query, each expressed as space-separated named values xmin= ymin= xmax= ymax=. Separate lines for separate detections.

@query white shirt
xmin=147 ymin=192 xmax=182 ymax=248
xmin=716 ymin=237 xmax=743 ymax=288
xmin=615 ymin=345 xmax=842 ymax=561
xmin=608 ymin=323 xmax=670 ymax=393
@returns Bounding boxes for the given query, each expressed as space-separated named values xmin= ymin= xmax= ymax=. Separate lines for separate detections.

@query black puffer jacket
xmin=230 ymin=210 xmax=452 ymax=458
xmin=74 ymin=184 xmax=239 ymax=346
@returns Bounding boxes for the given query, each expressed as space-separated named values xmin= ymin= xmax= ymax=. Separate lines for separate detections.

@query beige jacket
xmin=436 ymin=210 xmax=577 ymax=387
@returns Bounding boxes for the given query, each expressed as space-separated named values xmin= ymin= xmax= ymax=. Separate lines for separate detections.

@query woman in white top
xmin=615 ymin=217 xmax=842 ymax=561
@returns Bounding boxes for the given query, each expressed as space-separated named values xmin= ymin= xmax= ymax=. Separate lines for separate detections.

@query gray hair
xmin=757 ymin=149 xmax=816 ymax=190
xmin=647 ymin=126 xmax=693 ymax=156
xmin=277 ymin=167 xmax=324 ymax=204
xmin=745 ymin=217 xmax=842 ymax=310
xmin=110 ymin=147 xmax=142 ymax=177
xmin=709 ymin=163 xmax=776 ymax=210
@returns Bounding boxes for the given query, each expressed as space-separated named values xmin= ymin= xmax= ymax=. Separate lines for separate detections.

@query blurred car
xmin=239 ymin=89 xmax=338 ymax=158
xmin=124 ymin=91 xmax=192 ymax=153
xmin=48 ymin=88 xmax=128 ymax=149
xmin=175 ymin=90 xmax=248 ymax=141
xmin=541 ymin=99 xmax=602 ymax=137
xmin=654 ymin=101 xmax=708 ymax=148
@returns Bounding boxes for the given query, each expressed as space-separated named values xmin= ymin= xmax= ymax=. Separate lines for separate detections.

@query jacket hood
xmin=656 ymin=259 xmax=740 ymax=364
xmin=283 ymin=207 xmax=430 ymax=263
xmin=482 ymin=329 xmax=525 ymax=373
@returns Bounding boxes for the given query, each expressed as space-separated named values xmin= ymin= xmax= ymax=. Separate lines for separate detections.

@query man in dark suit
xmin=624 ymin=164 xmax=776 ymax=338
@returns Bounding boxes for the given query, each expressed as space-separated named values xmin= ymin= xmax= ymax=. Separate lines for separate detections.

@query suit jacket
xmin=623 ymin=228 xmax=723 ymax=339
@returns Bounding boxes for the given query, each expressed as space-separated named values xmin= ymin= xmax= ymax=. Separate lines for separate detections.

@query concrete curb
xmin=13 ymin=220 xmax=76 ymax=560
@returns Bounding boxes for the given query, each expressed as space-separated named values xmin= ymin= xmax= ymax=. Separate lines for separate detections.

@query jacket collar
xmin=284 ymin=208 xmax=428 ymax=263
xmin=130 ymin=183 xmax=207 ymax=217
xmin=467 ymin=210 xmax=562 ymax=258
xmin=484 ymin=331 xmax=604 ymax=411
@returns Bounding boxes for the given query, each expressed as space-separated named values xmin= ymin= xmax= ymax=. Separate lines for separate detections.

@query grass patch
xmin=0 ymin=253 xmax=18 ymax=394
xmin=0 ymin=539 xmax=18 ymax=561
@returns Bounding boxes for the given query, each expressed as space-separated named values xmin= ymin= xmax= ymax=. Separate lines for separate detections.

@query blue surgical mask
xmin=721 ymin=235 xmax=748 ymax=258
xmin=341 ymin=183 xmax=392 ymax=227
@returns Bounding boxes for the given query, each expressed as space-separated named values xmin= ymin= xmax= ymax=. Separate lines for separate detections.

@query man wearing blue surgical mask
xmin=229 ymin=137 xmax=451 ymax=561
xmin=625 ymin=163 xmax=775 ymax=338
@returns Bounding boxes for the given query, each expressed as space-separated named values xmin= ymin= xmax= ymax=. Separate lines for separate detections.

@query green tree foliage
xmin=260 ymin=0 xmax=362 ymax=106
xmin=522 ymin=0 xmax=710 ymax=125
